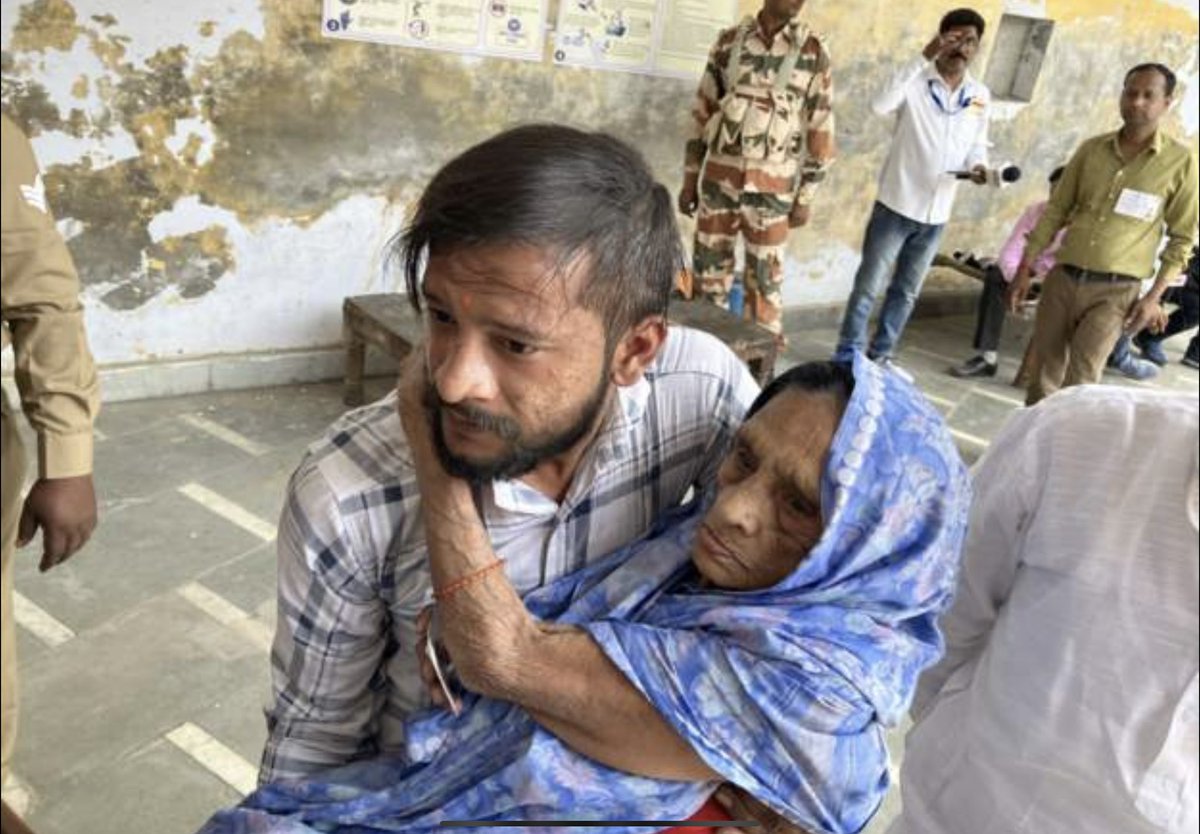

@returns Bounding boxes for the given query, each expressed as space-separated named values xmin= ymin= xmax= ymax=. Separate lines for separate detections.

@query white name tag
xmin=1114 ymin=188 xmax=1162 ymax=222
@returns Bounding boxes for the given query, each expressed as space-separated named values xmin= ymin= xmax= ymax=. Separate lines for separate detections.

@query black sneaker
xmin=950 ymin=355 xmax=998 ymax=378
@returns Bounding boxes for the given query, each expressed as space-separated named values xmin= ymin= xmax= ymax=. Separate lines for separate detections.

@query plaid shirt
xmin=260 ymin=327 xmax=759 ymax=783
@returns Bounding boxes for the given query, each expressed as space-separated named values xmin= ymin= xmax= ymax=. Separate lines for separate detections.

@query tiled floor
xmin=3 ymin=314 xmax=1197 ymax=834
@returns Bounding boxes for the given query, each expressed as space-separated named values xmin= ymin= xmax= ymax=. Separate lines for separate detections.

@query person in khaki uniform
xmin=1009 ymin=63 xmax=1200 ymax=406
xmin=1 ymin=114 xmax=100 ymax=785
xmin=678 ymin=0 xmax=835 ymax=338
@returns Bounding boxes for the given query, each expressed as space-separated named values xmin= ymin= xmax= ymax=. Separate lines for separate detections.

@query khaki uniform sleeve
xmin=1 ymin=115 xmax=99 ymax=479
xmin=683 ymin=29 xmax=733 ymax=179
xmin=795 ymin=38 xmax=835 ymax=208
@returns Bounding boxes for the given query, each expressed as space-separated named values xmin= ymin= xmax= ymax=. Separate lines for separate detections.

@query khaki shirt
xmin=684 ymin=13 xmax=835 ymax=205
xmin=1 ymin=114 xmax=99 ymax=478
xmin=1025 ymin=130 xmax=1199 ymax=281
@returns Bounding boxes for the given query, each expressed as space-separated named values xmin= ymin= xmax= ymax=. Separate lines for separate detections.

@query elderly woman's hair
xmin=745 ymin=361 xmax=856 ymax=420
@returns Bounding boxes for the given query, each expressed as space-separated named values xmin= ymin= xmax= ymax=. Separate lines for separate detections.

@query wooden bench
xmin=342 ymin=293 xmax=778 ymax=406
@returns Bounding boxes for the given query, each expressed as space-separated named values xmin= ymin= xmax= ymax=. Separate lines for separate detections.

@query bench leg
xmin=344 ymin=333 xmax=366 ymax=407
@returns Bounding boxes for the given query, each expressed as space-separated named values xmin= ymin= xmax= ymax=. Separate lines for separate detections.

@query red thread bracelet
xmin=433 ymin=559 xmax=505 ymax=603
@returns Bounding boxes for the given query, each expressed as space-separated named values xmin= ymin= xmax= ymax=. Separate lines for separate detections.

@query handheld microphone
xmin=951 ymin=164 xmax=1022 ymax=186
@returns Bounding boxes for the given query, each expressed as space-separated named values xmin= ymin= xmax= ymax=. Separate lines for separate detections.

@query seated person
xmin=951 ymin=166 xmax=1065 ymax=379
xmin=1134 ymin=243 xmax=1199 ymax=369
xmin=199 ymin=354 xmax=971 ymax=834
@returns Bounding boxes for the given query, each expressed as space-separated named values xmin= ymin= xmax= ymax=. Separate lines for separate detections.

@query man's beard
xmin=423 ymin=371 xmax=611 ymax=484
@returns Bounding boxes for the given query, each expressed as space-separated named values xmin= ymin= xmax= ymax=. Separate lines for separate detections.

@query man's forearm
xmin=1146 ymin=266 xmax=1182 ymax=303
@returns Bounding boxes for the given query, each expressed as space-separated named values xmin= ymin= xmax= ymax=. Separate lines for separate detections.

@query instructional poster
xmin=322 ymin=0 xmax=547 ymax=61
xmin=553 ymin=0 xmax=736 ymax=77
xmin=655 ymin=0 xmax=737 ymax=77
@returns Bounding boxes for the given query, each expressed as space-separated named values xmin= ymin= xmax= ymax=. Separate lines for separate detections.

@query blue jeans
xmin=835 ymin=202 xmax=945 ymax=361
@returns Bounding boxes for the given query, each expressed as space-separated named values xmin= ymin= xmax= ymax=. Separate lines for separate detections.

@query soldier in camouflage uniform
xmin=679 ymin=0 xmax=835 ymax=337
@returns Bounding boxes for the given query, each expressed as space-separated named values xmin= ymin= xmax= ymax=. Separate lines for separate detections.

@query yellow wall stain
xmin=2 ymin=0 xmax=1196 ymax=311
xmin=9 ymin=0 xmax=81 ymax=52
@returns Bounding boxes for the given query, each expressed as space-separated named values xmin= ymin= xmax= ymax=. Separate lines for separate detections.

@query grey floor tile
xmin=91 ymin=420 xmax=257 ymax=503
xmin=185 ymin=675 xmax=273 ymax=770
xmin=12 ymin=593 xmax=267 ymax=791
xmin=194 ymin=541 xmax=277 ymax=621
xmin=948 ymin=389 xmax=1020 ymax=441
xmin=23 ymin=737 xmax=241 ymax=834
xmin=188 ymin=447 xmax=298 ymax=531
xmin=12 ymin=489 xmax=265 ymax=633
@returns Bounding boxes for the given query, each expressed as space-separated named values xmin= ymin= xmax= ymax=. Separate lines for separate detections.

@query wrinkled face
xmin=421 ymin=244 xmax=612 ymax=482
xmin=1120 ymin=69 xmax=1172 ymax=131
xmin=762 ymin=0 xmax=805 ymax=21
xmin=936 ymin=24 xmax=980 ymax=75
xmin=693 ymin=389 xmax=842 ymax=590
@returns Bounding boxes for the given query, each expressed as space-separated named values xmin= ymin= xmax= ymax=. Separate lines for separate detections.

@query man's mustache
xmin=422 ymin=383 xmax=520 ymax=441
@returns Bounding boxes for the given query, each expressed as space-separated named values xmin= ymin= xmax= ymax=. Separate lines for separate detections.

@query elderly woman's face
xmin=692 ymin=390 xmax=842 ymax=590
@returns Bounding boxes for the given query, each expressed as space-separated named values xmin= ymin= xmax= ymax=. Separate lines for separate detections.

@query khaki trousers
xmin=1026 ymin=266 xmax=1142 ymax=406
xmin=1 ymin=401 xmax=27 ymax=784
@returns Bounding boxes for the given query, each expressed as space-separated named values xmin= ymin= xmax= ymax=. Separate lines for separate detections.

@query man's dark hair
xmin=1048 ymin=165 xmax=1065 ymax=184
xmin=1124 ymin=63 xmax=1177 ymax=97
xmin=396 ymin=124 xmax=682 ymax=340
xmin=746 ymin=361 xmax=856 ymax=420
xmin=939 ymin=8 xmax=985 ymax=37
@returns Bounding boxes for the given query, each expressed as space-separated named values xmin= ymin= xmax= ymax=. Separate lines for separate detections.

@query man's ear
xmin=609 ymin=315 xmax=668 ymax=387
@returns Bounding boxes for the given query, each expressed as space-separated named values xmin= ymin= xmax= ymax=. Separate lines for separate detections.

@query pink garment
xmin=996 ymin=201 xmax=1067 ymax=283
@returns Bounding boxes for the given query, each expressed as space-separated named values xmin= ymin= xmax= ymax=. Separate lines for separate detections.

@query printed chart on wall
xmin=553 ymin=0 xmax=737 ymax=77
xmin=321 ymin=0 xmax=547 ymax=61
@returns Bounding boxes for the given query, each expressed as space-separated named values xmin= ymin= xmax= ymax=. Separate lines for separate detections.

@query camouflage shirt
xmin=684 ymin=14 xmax=835 ymax=205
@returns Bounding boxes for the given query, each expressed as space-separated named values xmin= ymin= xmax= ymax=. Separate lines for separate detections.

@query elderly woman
xmin=199 ymin=353 xmax=970 ymax=834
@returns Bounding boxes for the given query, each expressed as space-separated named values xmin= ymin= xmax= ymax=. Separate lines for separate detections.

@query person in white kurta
xmin=889 ymin=385 xmax=1199 ymax=834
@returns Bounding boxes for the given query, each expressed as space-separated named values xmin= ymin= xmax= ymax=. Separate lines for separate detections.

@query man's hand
xmin=968 ymin=163 xmax=988 ymax=185
xmin=1006 ymin=265 xmax=1035 ymax=313
xmin=713 ymin=785 xmax=813 ymax=834
xmin=17 ymin=474 xmax=97 ymax=572
xmin=922 ymin=31 xmax=961 ymax=62
xmin=1124 ymin=297 xmax=1168 ymax=336
xmin=788 ymin=203 xmax=811 ymax=228
xmin=678 ymin=180 xmax=699 ymax=217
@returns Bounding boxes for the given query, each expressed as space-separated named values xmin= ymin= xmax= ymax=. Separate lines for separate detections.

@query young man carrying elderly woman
xmin=197 ymin=125 xmax=971 ymax=834
xmin=199 ymin=349 xmax=969 ymax=833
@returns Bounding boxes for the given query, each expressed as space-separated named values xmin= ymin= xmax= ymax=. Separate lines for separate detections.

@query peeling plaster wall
xmin=1 ymin=0 xmax=1197 ymax=367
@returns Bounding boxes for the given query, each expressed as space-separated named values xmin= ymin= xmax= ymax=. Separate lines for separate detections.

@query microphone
xmin=950 ymin=164 xmax=1022 ymax=186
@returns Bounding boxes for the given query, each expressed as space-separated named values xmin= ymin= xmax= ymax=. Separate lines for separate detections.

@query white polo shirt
xmin=871 ymin=58 xmax=990 ymax=226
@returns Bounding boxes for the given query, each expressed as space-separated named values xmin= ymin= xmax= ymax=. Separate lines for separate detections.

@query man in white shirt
xmin=890 ymin=385 xmax=1199 ymax=834
xmin=260 ymin=125 xmax=759 ymax=783
xmin=834 ymin=8 xmax=990 ymax=371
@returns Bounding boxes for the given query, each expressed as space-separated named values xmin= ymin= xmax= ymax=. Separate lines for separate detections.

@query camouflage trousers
xmin=692 ymin=154 xmax=798 ymax=335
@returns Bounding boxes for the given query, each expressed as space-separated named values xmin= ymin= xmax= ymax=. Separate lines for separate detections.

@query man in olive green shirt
xmin=1 ymin=114 xmax=101 ymax=784
xmin=1009 ymin=63 xmax=1199 ymax=405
